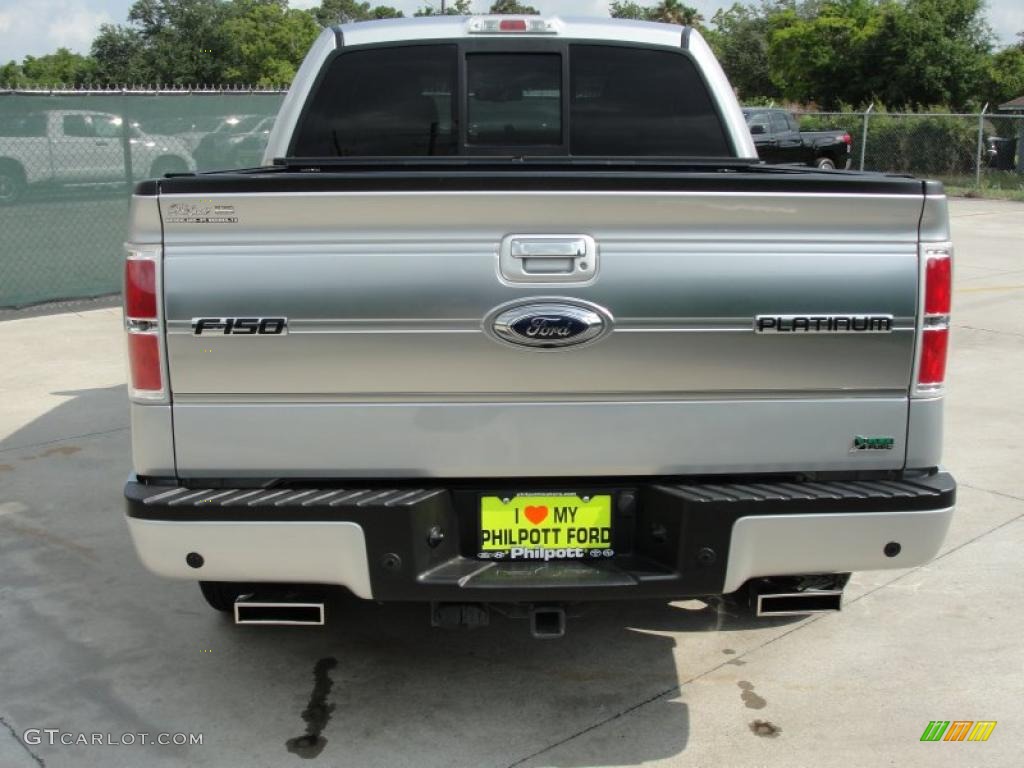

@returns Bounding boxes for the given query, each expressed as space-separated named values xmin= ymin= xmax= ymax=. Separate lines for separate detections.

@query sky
xmin=0 ymin=0 xmax=1021 ymax=63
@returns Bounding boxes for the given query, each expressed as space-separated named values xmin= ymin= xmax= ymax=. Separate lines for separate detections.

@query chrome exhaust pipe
xmin=756 ymin=590 xmax=843 ymax=617
xmin=234 ymin=595 xmax=325 ymax=626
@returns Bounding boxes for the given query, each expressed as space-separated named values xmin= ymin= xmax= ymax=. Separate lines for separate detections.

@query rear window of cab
xmin=290 ymin=43 xmax=730 ymax=158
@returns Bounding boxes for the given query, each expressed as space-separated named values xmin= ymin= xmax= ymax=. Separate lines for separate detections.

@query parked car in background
xmin=139 ymin=115 xmax=226 ymax=154
xmin=192 ymin=115 xmax=274 ymax=170
xmin=0 ymin=110 xmax=195 ymax=204
xmin=742 ymin=107 xmax=853 ymax=169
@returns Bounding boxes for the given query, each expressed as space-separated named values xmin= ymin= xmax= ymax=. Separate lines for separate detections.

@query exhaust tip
xmin=530 ymin=605 xmax=566 ymax=639
xmin=756 ymin=590 xmax=843 ymax=617
xmin=234 ymin=596 xmax=325 ymax=626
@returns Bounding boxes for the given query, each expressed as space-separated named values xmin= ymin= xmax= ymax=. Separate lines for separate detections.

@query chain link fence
xmin=1 ymin=89 xmax=284 ymax=307
xmin=2 ymin=91 xmax=1023 ymax=308
xmin=797 ymin=109 xmax=1024 ymax=195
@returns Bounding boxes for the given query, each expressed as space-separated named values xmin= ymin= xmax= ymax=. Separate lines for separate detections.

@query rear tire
xmin=198 ymin=581 xmax=249 ymax=613
xmin=0 ymin=162 xmax=27 ymax=205
xmin=815 ymin=156 xmax=837 ymax=170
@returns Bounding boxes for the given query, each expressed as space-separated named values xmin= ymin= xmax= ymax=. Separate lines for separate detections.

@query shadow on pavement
xmin=0 ymin=384 xmax=128 ymax=453
xmin=203 ymin=590 xmax=799 ymax=766
xmin=1 ymin=383 xmax=797 ymax=768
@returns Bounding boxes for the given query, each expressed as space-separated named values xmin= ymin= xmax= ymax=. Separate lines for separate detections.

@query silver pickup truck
xmin=0 ymin=110 xmax=195 ymax=204
xmin=122 ymin=16 xmax=955 ymax=637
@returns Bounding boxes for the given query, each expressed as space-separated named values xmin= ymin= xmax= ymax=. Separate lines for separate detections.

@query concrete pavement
xmin=0 ymin=198 xmax=1021 ymax=767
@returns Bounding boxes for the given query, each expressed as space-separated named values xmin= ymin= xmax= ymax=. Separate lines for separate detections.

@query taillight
xmin=128 ymin=333 xmax=162 ymax=391
xmin=924 ymin=255 xmax=952 ymax=314
xmin=918 ymin=327 xmax=949 ymax=385
xmin=124 ymin=250 xmax=165 ymax=401
xmin=125 ymin=259 xmax=156 ymax=319
xmin=841 ymin=132 xmax=852 ymax=146
xmin=916 ymin=244 xmax=952 ymax=392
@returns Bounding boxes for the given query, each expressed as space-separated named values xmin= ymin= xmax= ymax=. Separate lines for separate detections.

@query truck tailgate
xmin=157 ymin=174 xmax=924 ymax=478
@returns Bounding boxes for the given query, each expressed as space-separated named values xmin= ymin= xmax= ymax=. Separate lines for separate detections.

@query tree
xmin=120 ymin=0 xmax=236 ymax=85
xmin=984 ymin=44 xmax=1024 ymax=109
xmin=651 ymin=1 xmax=703 ymax=25
xmin=708 ymin=3 xmax=779 ymax=100
xmin=368 ymin=5 xmax=404 ymax=18
xmin=313 ymin=0 xmax=403 ymax=25
xmin=0 ymin=61 xmax=25 ymax=87
xmin=87 ymin=0 xmax=342 ymax=87
xmin=222 ymin=1 xmax=320 ymax=85
xmin=863 ymin=0 xmax=992 ymax=109
xmin=18 ymin=49 xmax=97 ymax=87
xmin=91 ymin=24 xmax=152 ymax=85
xmin=768 ymin=0 xmax=877 ymax=108
xmin=609 ymin=1 xmax=703 ymax=26
xmin=415 ymin=0 xmax=472 ymax=14
xmin=488 ymin=1 xmax=539 ymax=14
xmin=609 ymin=1 xmax=651 ymax=19
xmin=768 ymin=0 xmax=992 ymax=110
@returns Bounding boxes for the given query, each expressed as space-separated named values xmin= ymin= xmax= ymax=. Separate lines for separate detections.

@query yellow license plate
xmin=478 ymin=493 xmax=614 ymax=561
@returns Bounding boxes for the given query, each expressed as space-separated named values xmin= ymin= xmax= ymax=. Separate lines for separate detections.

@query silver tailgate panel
xmin=162 ymin=189 xmax=922 ymax=477
xmin=172 ymin=398 xmax=908 ymax=478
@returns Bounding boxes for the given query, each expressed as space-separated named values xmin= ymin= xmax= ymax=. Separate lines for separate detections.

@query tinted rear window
xmin=292 ymin=45 xmax=458 ymax=157
xmin=290 ymin=42 xmax=729 ymax=158
xmin=569 ymin=45 xmax=729 ymax=156
xmin=467 ymin=53 xmax=561 ymax=147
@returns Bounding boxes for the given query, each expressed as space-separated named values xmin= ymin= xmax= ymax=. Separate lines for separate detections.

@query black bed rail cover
xmin=136 ymin=158 xmax=933 ymax=196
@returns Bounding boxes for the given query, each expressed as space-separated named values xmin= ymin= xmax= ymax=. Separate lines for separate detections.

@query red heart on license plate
xmin=524 ymin=505 xmax=548 ymax=525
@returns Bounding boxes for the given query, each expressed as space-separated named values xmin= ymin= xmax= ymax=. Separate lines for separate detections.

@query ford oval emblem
xmin=489 ymin=300 xmax=612 ymax=349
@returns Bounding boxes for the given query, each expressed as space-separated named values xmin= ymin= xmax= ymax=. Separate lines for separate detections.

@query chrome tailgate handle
xmin=500 ymin=235 xmax=597 ymax=283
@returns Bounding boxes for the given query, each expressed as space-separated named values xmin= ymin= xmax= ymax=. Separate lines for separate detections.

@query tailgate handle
xmin=500 ymin=235 xmax=597 ymax=283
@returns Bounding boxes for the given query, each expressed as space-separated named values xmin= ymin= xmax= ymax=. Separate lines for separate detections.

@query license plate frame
xmin=476 ymin=491 xmax=615 ymax=562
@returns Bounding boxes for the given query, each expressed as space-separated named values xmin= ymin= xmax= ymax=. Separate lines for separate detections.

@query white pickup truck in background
xmin=121 ymin=16 xmax=955 ymax=638
xmin=0 ymin=109 xmax=195 ymax=204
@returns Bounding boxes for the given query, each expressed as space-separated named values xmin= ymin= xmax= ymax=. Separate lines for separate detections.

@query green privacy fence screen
xmin=0 ymin=89 xmax=284 ymax=308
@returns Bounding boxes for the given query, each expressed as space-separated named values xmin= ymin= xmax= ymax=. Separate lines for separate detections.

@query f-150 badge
xmin=755 ymin=315 xmax=893 ymax=333
xmin=192 ymin=317 xmax=287 ymax=335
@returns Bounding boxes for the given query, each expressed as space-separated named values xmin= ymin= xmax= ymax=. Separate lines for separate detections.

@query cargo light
xmin=467 ymin=16 xmax=558 ymax=34
xmin=124 ymin=250 xmax=166 ymax=400
xmin=917 ymin=245 xmax=952 ymax=391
